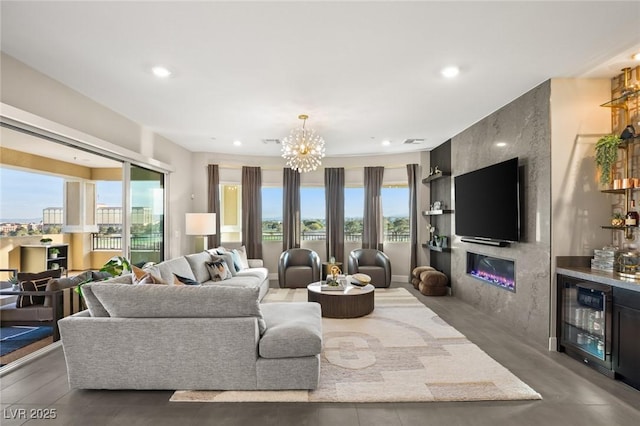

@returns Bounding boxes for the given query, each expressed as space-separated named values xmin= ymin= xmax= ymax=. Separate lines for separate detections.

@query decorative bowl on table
xmin=350 ymin=273 xmax=371 ymax=287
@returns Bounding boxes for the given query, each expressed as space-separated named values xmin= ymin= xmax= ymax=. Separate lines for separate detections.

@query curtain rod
xmin=212 ymin=164 xmax=415 ymax=171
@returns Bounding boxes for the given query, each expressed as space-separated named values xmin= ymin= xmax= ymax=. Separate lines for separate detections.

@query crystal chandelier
xmin=281 ymin=114 xmax=325 ymax=173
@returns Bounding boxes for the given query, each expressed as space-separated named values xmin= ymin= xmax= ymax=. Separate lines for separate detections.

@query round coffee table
xmin=307 ymin=281 xmax=375 ymax=318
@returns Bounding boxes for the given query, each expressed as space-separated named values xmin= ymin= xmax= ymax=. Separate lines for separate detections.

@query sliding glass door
xmin=128 ymin=165 xmax=165 ymax=266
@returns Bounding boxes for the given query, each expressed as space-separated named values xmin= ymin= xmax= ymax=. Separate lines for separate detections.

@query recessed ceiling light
xmin=633 ymin=52 xmax=640 ymax=61
xmin=496 ymin=142 xmax=507 ymax=147
xmin=441 ymin=66 xmax=460 ymax=78
xmin=382 ymin=140 xmax=391 ymax=146
xmin=151 ymin=66 xmax=172 ymax=78
xmin=233 ymin=140 xmax=242 ymax=146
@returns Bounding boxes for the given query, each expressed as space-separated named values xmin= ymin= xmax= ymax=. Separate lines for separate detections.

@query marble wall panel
xmin=450 ymin=81 xmax=552 ymax=348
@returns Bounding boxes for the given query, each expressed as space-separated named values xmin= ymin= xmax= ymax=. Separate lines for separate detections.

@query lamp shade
xmin=185 ymin=213 xmax=216 ymax=236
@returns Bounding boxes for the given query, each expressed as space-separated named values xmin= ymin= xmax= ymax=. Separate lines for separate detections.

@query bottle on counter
xmin=625 ymin=200 xmax=639 ymax=226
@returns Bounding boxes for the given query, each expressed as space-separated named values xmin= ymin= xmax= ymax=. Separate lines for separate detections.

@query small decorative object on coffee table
xmin=322 ymin=264 xmax=345 ymax=291
xmin=307 ymin=275 xmax=374 ymax=318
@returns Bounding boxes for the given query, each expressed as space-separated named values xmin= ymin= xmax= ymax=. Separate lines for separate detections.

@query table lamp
xmin=185 ymin=213 xmax=216 ymax=252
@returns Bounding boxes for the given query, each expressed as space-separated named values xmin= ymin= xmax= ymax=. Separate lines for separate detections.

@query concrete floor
xmin=1 ymin=282 xmax=639 ymax=425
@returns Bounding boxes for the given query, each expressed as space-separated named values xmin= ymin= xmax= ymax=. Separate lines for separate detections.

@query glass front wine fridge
xmin=558 ymin=275 xmax=613 ymax=376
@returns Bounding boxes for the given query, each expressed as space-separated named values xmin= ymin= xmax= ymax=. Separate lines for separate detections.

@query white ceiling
xmin=2 ymin=1 xmax=640 ymax=159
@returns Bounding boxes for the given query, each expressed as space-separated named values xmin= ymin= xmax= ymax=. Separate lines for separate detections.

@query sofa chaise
xmin=59 ymin=283 xmax=323 ymax=390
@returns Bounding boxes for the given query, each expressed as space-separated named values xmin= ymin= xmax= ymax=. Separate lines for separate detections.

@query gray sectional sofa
xmin=98 ymin=250 xmax=270 ymax=300
xmin=58 ymin=251 xmax=323 ymax=390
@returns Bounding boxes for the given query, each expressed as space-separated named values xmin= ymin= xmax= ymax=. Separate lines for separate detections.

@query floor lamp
xmin=186 ymin=213 xmax=216 ymax=253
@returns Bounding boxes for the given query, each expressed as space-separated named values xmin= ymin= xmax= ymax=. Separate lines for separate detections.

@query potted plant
xmin=49 ymin=247 xmax=60 ymax=258
xmin=99 ymin=256 xmax=132 ymax=277
xmin=40 ymin=237 xmax=53 ymax=245
xmin=9 ymin=275 xmax=20 ymax=291
xmin=74 ymin=256 xmax=132 ymax=297
xmin=595 ymin=134 xmax=623 ymax=186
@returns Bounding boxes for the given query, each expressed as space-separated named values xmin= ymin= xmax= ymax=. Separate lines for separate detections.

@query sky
xmin=1 ymin=167 xmax=409 ymax=221
xmin=263 ymin=187 xmax=409 ymax=220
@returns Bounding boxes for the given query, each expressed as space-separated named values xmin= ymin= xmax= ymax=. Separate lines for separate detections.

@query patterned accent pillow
xmin=206 ymin=260 xmax=233 ymax=282
xmin=173 ymin=274 xmax=201 ymax=286
xmin=16 ymin=269 xmax=62 ymax=308
xmin=210 ymin=253 xmax=237 ymax=275
xmin=131 ymin=265 xmax=147 ymax=283
xmin=230 ymin=249 xmax=244 ymax=271
xmin=138 ymin=273 xmax=167 ymax=285
xmin=131 ymin=265 xmax=166 ymax=285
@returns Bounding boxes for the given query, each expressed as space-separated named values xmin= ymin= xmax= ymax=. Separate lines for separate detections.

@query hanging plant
xmin=595 ymin=135 xmax=623 ymax=185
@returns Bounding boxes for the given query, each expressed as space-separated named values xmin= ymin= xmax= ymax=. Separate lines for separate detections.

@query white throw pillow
xmin=236 ymin=246 xmax=250 ymax=270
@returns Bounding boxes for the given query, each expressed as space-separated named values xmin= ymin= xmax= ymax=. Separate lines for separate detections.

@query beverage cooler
xmin=558 ymin=276 xmax=613 ymax=376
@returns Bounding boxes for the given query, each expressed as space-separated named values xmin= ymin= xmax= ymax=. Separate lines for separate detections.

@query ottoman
xmin=411 ymin=266 xmax=448 ymax=296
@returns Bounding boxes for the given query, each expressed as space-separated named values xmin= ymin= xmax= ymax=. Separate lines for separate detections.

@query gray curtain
xmin=407 ymin=164 xmax=419 ymax=280
xmin=207 ymin=164 xmax=221 ymax=248
xmin=325 ymin=168 xmax=345 ymax=265
xmin=241 ymin=166 xmax=262 ymax=259
xmin=283 ymin=167 xmax=301 ymax=251
xmin=363 ymin=166 xmax=384 ymax=250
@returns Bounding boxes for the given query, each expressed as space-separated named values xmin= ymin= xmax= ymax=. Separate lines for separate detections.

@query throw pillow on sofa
xmin=173 ymin=274 xmax=200 ymax=286
xmin=206 ymin=260 xmax=233 ymax=281
xmin=16 ymin=269 xmax=62 ymax=308
xmin=132 ymin=265 xmax=166 ymax=285
xmin=230 ymin=249 xmax=244 ymax=271
xmin=208 ymin=251 xmax=238 ymax=276
xmin=235 ymin=246 xmax=250 ymax=270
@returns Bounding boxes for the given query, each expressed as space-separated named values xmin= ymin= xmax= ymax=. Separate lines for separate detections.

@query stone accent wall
xmin=450 ymin=81 xmax=552 ymax=348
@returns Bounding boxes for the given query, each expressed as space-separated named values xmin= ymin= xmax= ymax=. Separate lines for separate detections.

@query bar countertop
xmin=557 ymin=266 xmax=640 ymax=293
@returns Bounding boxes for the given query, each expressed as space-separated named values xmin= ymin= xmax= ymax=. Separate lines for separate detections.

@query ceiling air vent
xmin=403 ymin=138 xmax=425 ymax=145
xmin=262 ymin=138 xmax=281 ymax=144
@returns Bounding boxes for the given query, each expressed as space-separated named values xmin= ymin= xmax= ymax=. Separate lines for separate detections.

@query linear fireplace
xmin=466 ymin=252 xmax=515 ymax=292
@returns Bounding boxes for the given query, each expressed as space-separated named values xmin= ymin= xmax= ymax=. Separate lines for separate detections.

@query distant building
xmin=132 ymin=207 xmax=152 ymax=225
xmin=96 ymin=206 xmax=122 ymax=226
xmin=43 ymin=207 xmax=63 ymax=226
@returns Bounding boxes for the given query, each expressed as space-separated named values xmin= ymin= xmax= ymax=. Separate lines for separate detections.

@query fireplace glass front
xmin=466 ymin=252 xmax=515 ymax=292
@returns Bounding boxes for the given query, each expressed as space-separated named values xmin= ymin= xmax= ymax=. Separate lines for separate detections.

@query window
xmin=0 ymin=167 xmax=64 ymax=237
xmin=96 ymin=180 xmax=122 ymax=235
xmin=382 ymin=185 xmax=409 ymax=242
xmin=344 ymin=187 xmax=364 ymax=241
xmin=262 ymin=187 xmax=283 ymax=241
xmin=220 ymin=184 xmax=241 ymax=242
xmin=300 ymin=187 xmax=325 ymax=240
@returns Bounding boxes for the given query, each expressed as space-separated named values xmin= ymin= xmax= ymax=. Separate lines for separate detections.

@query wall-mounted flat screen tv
xmin=454 ymin=157 xmax=520 ymax=242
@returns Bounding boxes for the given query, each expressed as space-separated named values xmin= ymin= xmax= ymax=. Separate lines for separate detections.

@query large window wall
xmin=217 ymin=168 xmax=409 ymax=244
xmin=0 ymin=167 xmax=64 ymax=237
xmin=0 ymin=124 xmax=169 ymax=271
xmin=382 ymin=185 xmax=410 ymax=242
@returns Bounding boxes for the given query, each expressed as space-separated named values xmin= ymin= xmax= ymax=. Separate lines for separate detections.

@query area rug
xmin=0 ymin=326 xmax=53 ymax=356
xmin=170 ymin=288 xmax=541 ymax=403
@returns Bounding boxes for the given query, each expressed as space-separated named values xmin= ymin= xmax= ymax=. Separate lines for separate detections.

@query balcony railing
xmin=91 ymin=233 xmax=162 ymax=251
xmin=92 ymin=231 xmax=409 ymax=251
xmin=262 ymin=231 xmax=410 ymax=242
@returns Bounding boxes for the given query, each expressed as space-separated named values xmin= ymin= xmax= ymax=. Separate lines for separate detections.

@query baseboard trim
xmin=392 ymin=275 xmax=409 ymax=283
xmin=0 ymin=341 xmax=62 ymax=377
xmin=548 ymin=337 xmax=557 ymax=352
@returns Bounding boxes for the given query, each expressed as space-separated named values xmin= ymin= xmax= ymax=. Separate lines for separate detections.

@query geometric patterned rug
xmin=170 ymin=287 xmax=542 ymax=403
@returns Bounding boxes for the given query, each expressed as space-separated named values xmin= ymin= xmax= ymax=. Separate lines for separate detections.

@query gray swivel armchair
xmin=348 ymin=249 xmax=392 ymax=288
xmin=278 ymin=248 xmax=321 ymax=288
